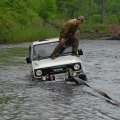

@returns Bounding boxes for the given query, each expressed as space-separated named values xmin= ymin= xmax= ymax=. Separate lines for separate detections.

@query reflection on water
xmin=0 ymin=40 xmax=120 ymax=120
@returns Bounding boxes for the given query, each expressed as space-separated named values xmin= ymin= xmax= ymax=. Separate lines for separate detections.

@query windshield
xmin=33 ymin=41 xmax=72 ymax=60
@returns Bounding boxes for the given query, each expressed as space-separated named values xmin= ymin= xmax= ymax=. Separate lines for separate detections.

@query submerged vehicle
xmin=26 ymin=38 xmax=87 ymax=82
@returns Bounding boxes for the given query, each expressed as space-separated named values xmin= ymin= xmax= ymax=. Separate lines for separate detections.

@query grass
xmin=0 ymin=24 xmax=59 ymax=44
xmin=0 ymin=13 xmax=119 ymax=43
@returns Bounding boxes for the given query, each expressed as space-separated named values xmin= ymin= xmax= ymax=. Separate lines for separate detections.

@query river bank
xmin=0 ymin=23 xmax=120 ymax=44
xmin=77 ymin=31 xmax=120 ymax=40
xmin=1 ymin=30 xmax=119 ymax=45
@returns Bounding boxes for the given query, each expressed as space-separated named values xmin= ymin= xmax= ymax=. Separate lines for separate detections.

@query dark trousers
xmin=51 ymin=36 xmax=79 ymax=57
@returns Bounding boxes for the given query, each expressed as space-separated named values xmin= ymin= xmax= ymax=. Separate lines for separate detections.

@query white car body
xmin=26 ymin=38 xmax=87 ymax=82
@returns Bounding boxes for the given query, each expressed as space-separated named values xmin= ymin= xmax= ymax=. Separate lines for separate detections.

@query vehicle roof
xmin=32 ymin=38 xmax=59 ymax=46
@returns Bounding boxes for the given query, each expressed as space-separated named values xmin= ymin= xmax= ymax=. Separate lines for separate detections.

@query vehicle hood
xmin=32 ymin=55 xmax=81 ymax=69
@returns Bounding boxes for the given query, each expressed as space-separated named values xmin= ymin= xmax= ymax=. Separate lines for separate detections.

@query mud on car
xmin=26 ymin=38 xmax=87 ymax=82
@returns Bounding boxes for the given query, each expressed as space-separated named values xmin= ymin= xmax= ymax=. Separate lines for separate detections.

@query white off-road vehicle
xmin=26 ymin=38 xmax=87 ymax=83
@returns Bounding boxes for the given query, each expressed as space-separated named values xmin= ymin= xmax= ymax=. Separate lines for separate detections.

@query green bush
xmin=0 ymin=24 xmax=58 ymax=43
xmin=0 ymin=0 xmax=59 ymax=43
xmin=0 ymin=0 xmax=120 ymax=43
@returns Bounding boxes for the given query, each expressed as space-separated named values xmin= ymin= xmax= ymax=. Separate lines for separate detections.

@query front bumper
xmin=34 ymin=70 xmax=87 ymax=81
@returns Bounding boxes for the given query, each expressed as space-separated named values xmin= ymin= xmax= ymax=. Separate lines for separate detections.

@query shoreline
xmin=0 ymin=32 xmax=120 ymax=44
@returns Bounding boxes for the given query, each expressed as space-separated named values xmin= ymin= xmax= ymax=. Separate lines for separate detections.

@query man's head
xmin=76 ymin=16 xmax=85 ymax=24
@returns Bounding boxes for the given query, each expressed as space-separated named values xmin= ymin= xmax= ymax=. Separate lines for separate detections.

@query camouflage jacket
xmin=60 ymin=19 xmax=79 ymax=38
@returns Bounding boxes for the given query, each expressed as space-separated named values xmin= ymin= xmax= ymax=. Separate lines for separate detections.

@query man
xmin=51 ymin=16 xmax=85 ymax=59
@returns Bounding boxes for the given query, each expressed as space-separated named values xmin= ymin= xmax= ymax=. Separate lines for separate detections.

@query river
xmin=0 ymin=40 xmax=120 ymax=120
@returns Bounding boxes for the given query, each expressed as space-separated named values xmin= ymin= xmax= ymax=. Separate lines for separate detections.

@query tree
xmin=106 ymin=0 xmax=120 ymax=23
xmin=100 ymin=0 xmax=106 ymax=23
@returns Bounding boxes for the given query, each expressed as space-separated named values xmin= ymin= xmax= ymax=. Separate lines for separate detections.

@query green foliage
xmin=0 ymin=24 xmax=58 ymax=43
xmin=106 ymin=0 xmax=120 ymax=23
xmin=0 ymin=0 xmax=58 ymax=43
xmin=0 ymin=0 xmax=120 ymax=43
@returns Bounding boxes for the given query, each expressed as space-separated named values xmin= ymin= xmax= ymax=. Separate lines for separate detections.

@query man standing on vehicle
xmin=51 ymin=16 xmax=85 ymax=59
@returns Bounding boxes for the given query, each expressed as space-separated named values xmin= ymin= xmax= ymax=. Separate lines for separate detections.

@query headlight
xmin=36 ymin=70 xmax=42 ymax=76
xmin=74 ymin=64 xmax=80 ymax=70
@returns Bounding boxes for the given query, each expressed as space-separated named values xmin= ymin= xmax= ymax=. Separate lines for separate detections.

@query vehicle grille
xmin=38 ymin=63 xmax=82 ymax=76
xmin=41 ymin=66 xmax=67 ymax=75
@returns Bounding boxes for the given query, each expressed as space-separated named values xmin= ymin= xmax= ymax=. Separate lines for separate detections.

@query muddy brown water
xmin=0 ymin=40 xmax=120 ymax=120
